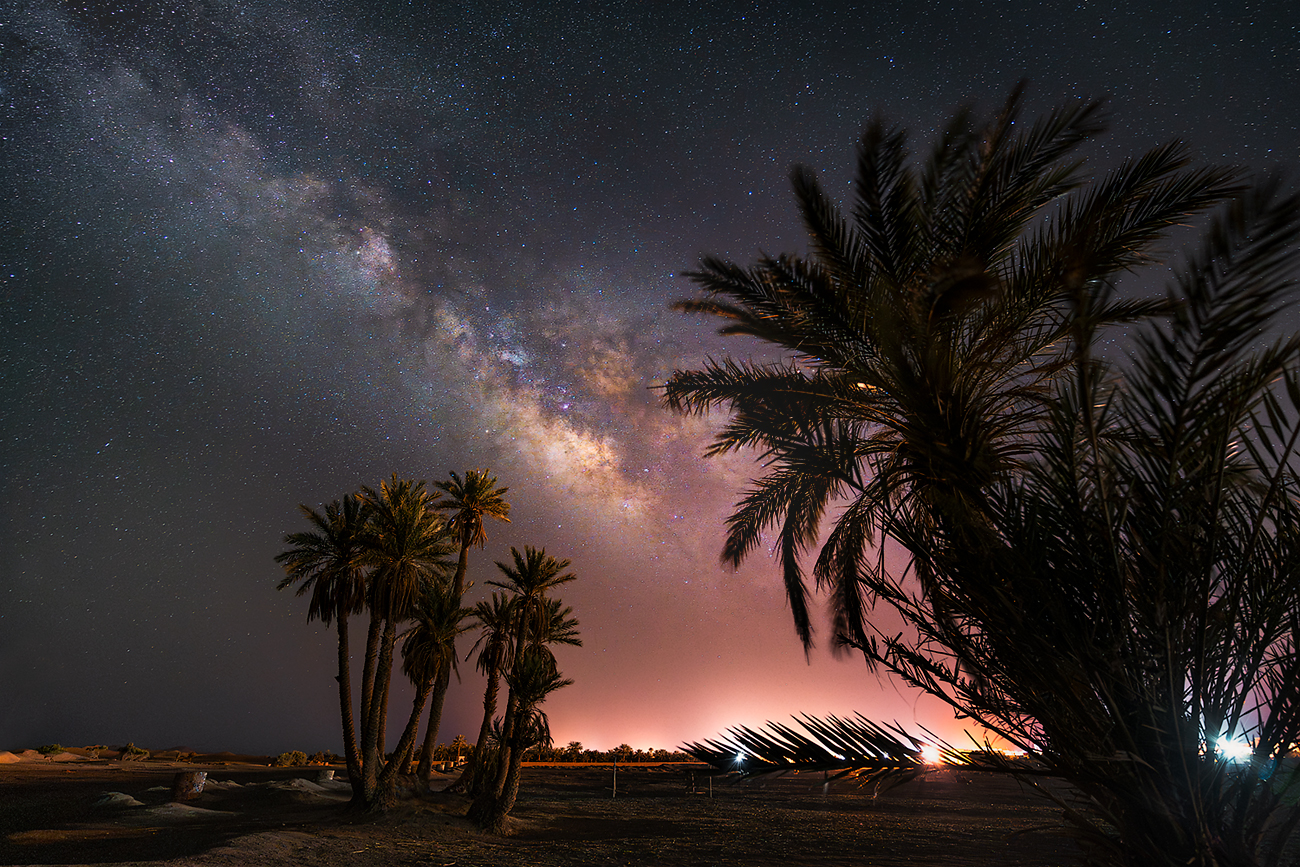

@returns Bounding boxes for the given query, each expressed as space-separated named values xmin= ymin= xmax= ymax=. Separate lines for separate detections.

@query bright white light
xmin=735 ymin=750 xmax=745 ymax=764
xmin=920 ymin=745 xmax=944 ymax=764
xmin=1216 ymin=737 xmax=1253 ymax=762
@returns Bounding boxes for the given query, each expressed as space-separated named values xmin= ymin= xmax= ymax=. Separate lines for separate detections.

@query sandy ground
xmin=0 ymin=758 xmax=1084 ymax=866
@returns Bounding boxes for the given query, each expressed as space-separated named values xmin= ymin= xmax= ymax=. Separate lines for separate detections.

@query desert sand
xmin=0 ymin=753 xmax=1082 ymax=866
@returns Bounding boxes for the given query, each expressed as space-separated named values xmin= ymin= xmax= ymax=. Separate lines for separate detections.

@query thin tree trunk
xmin=452 ymin=537 xmax=470 ymax=596
xmin=470 ymin=707 xmax=525 ymax=833
xmin=417 ymin=658 xmax=452 ymax=784
xmin=446 ymin=661 xmax=501 ymax=794
xmin=376 ymin=624 xmax=395 ymax=760
xmin=362 ymin=619 xmax=397 ymax=800
xmin=335 ymin=606 xmax=361 ymax=793
xmin=491 ymin=690 xmax=520 ymax=795
xmin=467 ymin=683 xmax=516 ymax=825
xmin=352 ymin=608 xmax=384 ymax=808
xmin=486 ymin=631 xmax=528 ymax=799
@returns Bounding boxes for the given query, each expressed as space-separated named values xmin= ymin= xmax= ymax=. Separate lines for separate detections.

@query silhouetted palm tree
xmin=469 ymin=648 xmax=572 ymax=832
xmin=398 ymin=577 xmax=470 ymax=786
xmin=488 ymin=546 xmax=576 ymax=658
xmin=435 ymin=469 xmax=511 ymax=597
xmin=666 ymin=90 xmax=1300 ymax=864
xmin=665 ymin=85 xmax=1237 ymax=651
xmin=468 ymin=548 xmax=578 ymax=818
xmin=356 ymin=475 xmax=455 ymax=810
xmin=275 ymin=493 xmax=368 ymax=792
xmin=415 ymin=470 xmax=511 ymax=782
xmin=448 ymin=591 xmax=515 ymax=795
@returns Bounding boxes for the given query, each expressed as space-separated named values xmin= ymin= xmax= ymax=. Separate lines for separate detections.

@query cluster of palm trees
xmin=667 ymin=86 xmax=1300 ymax=866
xmin=275 ymin=470 xmax=579 ymax=824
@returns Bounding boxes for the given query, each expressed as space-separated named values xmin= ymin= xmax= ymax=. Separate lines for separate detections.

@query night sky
xmin=3 ymin=2 xmax=1298 ymax=755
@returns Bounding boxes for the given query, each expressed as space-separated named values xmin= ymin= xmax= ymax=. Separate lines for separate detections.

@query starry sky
xmin=3 ymin=1 xmax=1298 ymax=755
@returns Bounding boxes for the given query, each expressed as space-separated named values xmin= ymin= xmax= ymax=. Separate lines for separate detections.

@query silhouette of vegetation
xmin=277 ymin=475 xmax=455 ymax=811
xmin=429 ymin=470 xmax=511 ymax=789
xmin=396 ymin=576 xmax=471 ymax=785
xmin=275 ymin=493 xmax=368 ymax=789
xmin=466 ymin=546 xmax=580 ymax=832
xmin=667 ymin=87 xmax=1300 ymax=866
xmin=276 ymin=472 xmax=582 ymax=827
xmin=354 ymin=475 xmax=457 ymax=811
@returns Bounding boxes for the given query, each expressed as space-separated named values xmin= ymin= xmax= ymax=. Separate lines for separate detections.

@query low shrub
xmin=274 ymin=750 xmax=309 ymax=767
xmin=36 ymin=744 xmax=63 ymax=756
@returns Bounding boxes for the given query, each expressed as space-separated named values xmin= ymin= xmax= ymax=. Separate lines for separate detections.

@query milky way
xmin=3 ymin=2 xmax=1298 ymax=753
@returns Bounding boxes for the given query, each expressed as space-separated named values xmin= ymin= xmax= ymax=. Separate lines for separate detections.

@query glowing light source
xmin=1216 ymin=737 xmax=1253 ymax=762
xmin=920 ymin=744 xmax=944 ymax=764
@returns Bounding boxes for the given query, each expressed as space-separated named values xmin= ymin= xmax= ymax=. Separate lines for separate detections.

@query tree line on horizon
xmin=275 ymin=470 xmax=579 ymax=830
xmin=396 ymin=740 xmax=694 ymax=764
xmin=667 ymin=85 xmax=1300 ymax=867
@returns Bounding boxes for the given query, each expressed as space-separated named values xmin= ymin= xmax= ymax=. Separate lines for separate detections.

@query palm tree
xmin=488 ymin=546 xmax=576 ymax=660
xmin=274 ymin=494 xmax=368 ymax=793
xmin=455 ymin=591 xmax=581 ymax=797
xmin=435 ymin=469 xmax=511 ymax=597
xmin=398 ymin=577 xmax=471 ymax=786
xmin=414 ymin=470 xmax=511 ymax=782
xmin=475 ymin=548 xmax=576 ymax=795
xmin=664 ymin=86 xmax=1237 ymax=651
xmin=469 ymin=648 xmax=572 ymax=832
xmin=448 ymin=591 xmax=515 ymax=795
xmin=467 ymin=548 xmax=579 ymax=819
xmin=355 ymin=475 xmax=456 ymax=810
xmin=664 ymin=90 xmax=1300 ymax=864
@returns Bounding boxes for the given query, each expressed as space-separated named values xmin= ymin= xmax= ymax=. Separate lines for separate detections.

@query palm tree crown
xmin=664 ymin=86 xmax=1237 ymax=649
xmin=360 ymin=475 xmax=456 ymax=621
xmin=401 ymin=580 xmax=471 ymax=684
xmin=275 ymin=493 xmax=367 ymax=625
xmin=436 ymin=469 xmax=511 ymax=551
xmin=488 ymin=546 xmax=577 ymax=650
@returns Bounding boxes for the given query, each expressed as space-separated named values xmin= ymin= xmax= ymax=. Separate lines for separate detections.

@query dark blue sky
xmin=3 ymin=1 xmax=1297 ymax=754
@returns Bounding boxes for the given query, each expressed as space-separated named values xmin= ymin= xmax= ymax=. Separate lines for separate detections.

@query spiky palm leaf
xmin=275 ymin=494 xmax=368 ymax=624
xmin=684 ymin=713 xmax=980 ymax=795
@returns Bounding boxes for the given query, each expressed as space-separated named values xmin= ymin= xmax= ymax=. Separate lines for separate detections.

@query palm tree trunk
xmin=361 ymin=619 xmax=397 ymax=800
xmin=485 ymin=628 xmax=529 ymax=799
xmin=335 ymin=605 xmax=361 ymax=793
xmin=485 ymin=686 xmax=519 ymax=800
xmin=452 ymin=536 xmax=471 ymax=596
xmin=417 ymin=658 xmax=452 ymax=784
xmin=376 ymin=622 xmax=396 ymax=760
xmin=446 ymin=661 xmax=501 ymax=795
xmin=352 ymin=608 xmax=384 ymax=807
xmin=367 ymin=676 xmax=433 ymax=812
xmin=485 ymin=737 xmax=526 ymax=833
xmin=468 ymin=684 xmax=518 ymax=826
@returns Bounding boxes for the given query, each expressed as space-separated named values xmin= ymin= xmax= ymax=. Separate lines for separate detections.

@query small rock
xmin=95 ymin=792 xmax=145 ymax=808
